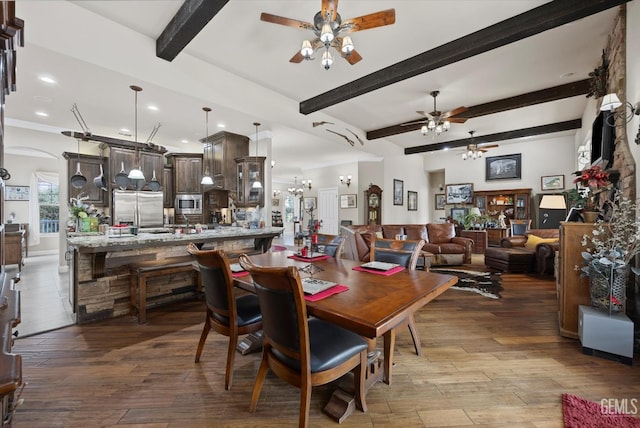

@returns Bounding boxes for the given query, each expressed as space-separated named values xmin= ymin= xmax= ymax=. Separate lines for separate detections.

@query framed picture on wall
xmin=445 ymin=183 xmax=473 ymax=204
xmin=303 ymin=197 xmax=316 ymax=210
xmin=435 ymin=193 xmax=446 ymax=210
xmin=340 ymin=194 xmax=357 ymax=209
xmin=393 ymin=179 xmax=404 ymax=205
xmin=541 ymin=174 xmax=565 ymax=191
xmin=272 ymin=198 xmax=280 ymax=207
xmin=451 ymin=207 xmax=467 ymax=223
xmin=5 ymin=185 xmax=30 ymax=201
xmin=486 ymin=154 xmax=522 ymax=181
xmin=407 ymin=191 xmax=417 ymax=211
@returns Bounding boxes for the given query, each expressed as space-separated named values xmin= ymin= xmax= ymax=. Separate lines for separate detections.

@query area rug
xmin=431 ymin=268 xmax=503 ymax=299
xmin=562 ymin=393 xmax=640 ymax=427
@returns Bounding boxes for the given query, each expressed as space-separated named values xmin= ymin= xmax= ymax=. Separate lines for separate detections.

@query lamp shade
xmin=600 ymin=93 xmax=622 ymax=111
xmin=470 ymin=207 xmax=482 ymax=216
xmin=539 ymin=194 xmax=567 ymax=209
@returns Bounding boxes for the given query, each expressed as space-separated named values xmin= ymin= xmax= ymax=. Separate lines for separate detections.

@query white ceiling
xmin=5 ymin=1 xmax=618 ymax=184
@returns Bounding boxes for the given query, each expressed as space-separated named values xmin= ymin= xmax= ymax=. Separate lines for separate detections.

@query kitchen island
xmin=67 ymin=226 xmax=283 ymax=323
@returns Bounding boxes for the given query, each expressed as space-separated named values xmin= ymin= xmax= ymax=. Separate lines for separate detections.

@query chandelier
xmin=420 ymin=91 xmax=451 ymax=137
xmin=288 ymin=176 xmax=304 ymax=196
xmin=462 ymin=131 xmax=482 ymax=160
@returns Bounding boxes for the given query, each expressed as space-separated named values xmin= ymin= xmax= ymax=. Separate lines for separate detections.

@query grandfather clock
xmin=364 ymin=184 xmax=382 ymax=225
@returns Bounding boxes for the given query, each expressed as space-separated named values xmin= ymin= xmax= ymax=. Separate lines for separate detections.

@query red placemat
xmin=304 ymin=285 xmax=349 ymax=301
xmin=352 ymin=265 xmax=406 ymax=276
xmin=288 ymin=254 xmax=331 ymax=262
xmin=232 ymin=271 xmax=250 ymax=278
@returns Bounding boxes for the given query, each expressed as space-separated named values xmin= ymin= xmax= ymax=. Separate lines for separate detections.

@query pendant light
xmin=201 ymin=106 xmax=214 ymax=185
xmin=128 ymin=85 xmax=145 ymax=180
xmin=251 ymin=122 xmax=262 ymax=189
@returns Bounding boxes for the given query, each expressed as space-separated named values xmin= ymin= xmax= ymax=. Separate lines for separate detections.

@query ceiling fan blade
xmin=400 ymin=120 xmax=427 ymax=126
xmin=447 ymin=117 xmax=468 ymax=124
xmin=342 ymin=48 xmax=362 ymax=65
xmin=416 ymin=110 xmax=434 ymax=120
xmin=340 ymin=9 xmax=396 ymax=33
xmin=289 ymin=51 xmax=305 ymax=63
xmin=441 ymin=106 xmax=468 ymax=119
xmin=321 ymin=0 xmax=339 ymax=22
xmin=260 ymin=12 xmax=314 ymax=30
xmin=479 ymin=144 xmax=499 ymax=150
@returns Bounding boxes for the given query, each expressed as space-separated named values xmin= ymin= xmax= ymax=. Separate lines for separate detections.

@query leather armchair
xmin=500 ymin=228 xmax=559 ymax=275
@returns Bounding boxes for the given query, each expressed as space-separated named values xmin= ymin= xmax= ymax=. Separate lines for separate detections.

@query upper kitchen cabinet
xmin=166 ymin=153 xmax=203 ymax=195
xmin=202 ymin=131 xmax=249 ymax=192
xmin=62 ymin=152 xmax=109 ymax=206
xmin=235 ymin=156 xmax=266 ymax=207
xmin=163 ymin=164 xmax=173 ymax=207
xmin=109 ymin=146 xmax=163 ymax=191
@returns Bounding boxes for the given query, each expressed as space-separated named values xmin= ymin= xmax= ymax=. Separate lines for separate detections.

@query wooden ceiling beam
xmin=404 ymin=119 xmax=582 ymax=155
xmin=156 ymin=0 xmax=229 ymax=62
xmin=300 ymin=0 xmax=628 ymax=115
xmin=367 ymin=79 xmax=590 ymax=140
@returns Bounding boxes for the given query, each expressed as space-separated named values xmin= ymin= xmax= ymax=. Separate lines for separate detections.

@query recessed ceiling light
xmin=181 ymin=139 xmax=189 ymax=144
xmin=35 ymin=111 xmax=49 ymax=117
xmin=147 ymin=105 xmax=159 ymax=111
xmin=217 ymin=123 xmax=225 ymax=128
xmin=38 ymin=76 xmax=56 ymax=84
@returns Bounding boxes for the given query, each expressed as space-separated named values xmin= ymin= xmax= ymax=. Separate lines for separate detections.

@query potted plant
xmin=579 ymin=191 xmax=640 ymax=314
xmin=572 ymin=165 xmax=611 ymax=222
xmin=460 ymin=210 xmax=491 ymax=231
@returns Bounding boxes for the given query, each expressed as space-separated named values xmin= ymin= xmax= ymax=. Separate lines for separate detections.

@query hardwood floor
xmin=11 ymin=265 xmax=640 ymax=427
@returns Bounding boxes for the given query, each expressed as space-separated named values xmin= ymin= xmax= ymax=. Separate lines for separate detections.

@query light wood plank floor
xmin=11 ymin=268 xmax=640 ymax=427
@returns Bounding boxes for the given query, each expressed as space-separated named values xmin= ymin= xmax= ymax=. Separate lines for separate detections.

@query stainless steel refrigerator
xmin=112 ymin=190 xmax=164 ymax=227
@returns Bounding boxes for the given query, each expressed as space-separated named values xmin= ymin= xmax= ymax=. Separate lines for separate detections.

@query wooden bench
xmin=129 ymin=256 xmax=199 ymax=323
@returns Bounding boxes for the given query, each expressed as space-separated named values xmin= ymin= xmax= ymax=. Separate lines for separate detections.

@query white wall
xmin=383 ymin=154 xmax=429 ymax=224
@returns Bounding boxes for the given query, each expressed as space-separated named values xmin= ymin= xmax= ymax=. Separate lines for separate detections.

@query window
xmin=38 ymin=180 xmax=59 ymax=233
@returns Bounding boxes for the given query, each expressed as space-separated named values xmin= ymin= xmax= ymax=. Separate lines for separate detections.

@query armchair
xmin=500 ymin=229 xmax=559 ymax=275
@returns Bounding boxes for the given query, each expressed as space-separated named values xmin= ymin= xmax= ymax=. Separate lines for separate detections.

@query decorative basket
xmin=588 ymin=261 xmax=628 ymax=313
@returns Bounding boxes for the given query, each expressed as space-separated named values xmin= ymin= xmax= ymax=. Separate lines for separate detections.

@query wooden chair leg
xmin=194 ymin=314 xmax=211 ymax=363
xmin=407 ymin=313 xmax=422 ymax=356
xmin=250 ymin=350 xmax=270 ymax=412
xmin=383 ymin=329 xmax=395 ymax=385
xmin=354 ymin=350 xmax=367 ymax=413
xmin=299 ymin=379 xmax=312 ymax=428
xmin=225 ymin=333 xmax=238 ymax=390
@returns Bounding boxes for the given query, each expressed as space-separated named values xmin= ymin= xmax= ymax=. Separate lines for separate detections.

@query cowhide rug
xmin=431 ymin=268 xmax=504 ymax=299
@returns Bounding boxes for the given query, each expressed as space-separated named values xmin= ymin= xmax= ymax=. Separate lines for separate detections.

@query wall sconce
xmin=600 ymin=93 xmax=639 ymax=126
xmin=302 ymin=179 xmax=312 ymax=190
xmin=339 ymin=175 xmax=352 ymax=187
xmin=273 ymin=190 xmax=281 ymax=197
xmin=271 ymin=160 xmax=276 ymax=168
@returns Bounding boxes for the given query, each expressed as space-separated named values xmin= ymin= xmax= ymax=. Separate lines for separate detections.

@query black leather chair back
xmin=370 ymin=237 xmax=425 ymax=270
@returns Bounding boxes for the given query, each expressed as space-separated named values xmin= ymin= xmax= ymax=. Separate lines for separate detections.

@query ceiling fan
xmin=260 ymin=1 xmax=395 ymax=69
xmin=461 ymin=131 xmax=498 ymax=160
xmin=402 ymin=91 xmax=468 ymax=136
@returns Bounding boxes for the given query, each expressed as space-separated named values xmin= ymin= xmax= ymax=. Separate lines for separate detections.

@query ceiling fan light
xmin=477 ymin=151 xmax=482 ymax=158
xmin=300 ymin=40 xmax=314 ymax=58
xmin=472 ymin=152 xmax=477 ymax=160
xmin=435 ymin=124 xmax=443 ymax=134
xmin=321 ymin=49 xmax=333 ymax=70
xmin=320 ymin=23 xmax=334 ymax=43
xmin=462 ymin=153 xmax=467 ymax=160
xmin=341 ymin=36 xmax=354 ymax=53
xmin=443 ymin=120 xmax=450 ymax=130
xmin=428 ymin=120 xmax=436 ymax=130
xmin=421 ymin=125 xmax=428 ymax=135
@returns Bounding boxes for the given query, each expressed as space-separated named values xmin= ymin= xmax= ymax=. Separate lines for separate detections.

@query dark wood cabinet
xmin=364 ymin=184 xmax=383 ymax=225
xmin=202 ymin=131 xmax=249 ymax=192
xmin=62 ymin=152 xmax=109 ymax=206
xmin=167 ymin=153 xmax=203 ymax=195
xmin=460 ymin=230 xmax=487 ymax=254
xmin=109 ymin=147 xmax=162 ymax=191
xmin=474 ymin=188 xmax=532 ymax=225
xmin=235 ymin=156 xmax=265 ymax=207
xmin=486 ymin=228 xmax=509 ymax=247
xmin=163 ymin=165 xmax=173 ymax=207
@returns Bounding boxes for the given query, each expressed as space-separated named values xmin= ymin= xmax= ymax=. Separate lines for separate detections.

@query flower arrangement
xmin=69 ymin=195 xmax=92 ymax=220
xmin=572 ymin=165 xmax=611 ymax=211
xmin=579 ymin=191 xmax=640 ymax=312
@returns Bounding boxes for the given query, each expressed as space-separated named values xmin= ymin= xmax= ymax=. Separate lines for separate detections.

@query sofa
xmin=484 ymin=228 xmax=559 ymax=275
xmin=341 ymin=223 xmax=473 ymax=266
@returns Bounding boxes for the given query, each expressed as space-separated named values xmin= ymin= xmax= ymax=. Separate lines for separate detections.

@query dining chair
xmin=369 ymin=237 xmax=426 ymax=357
xmin=239 ymin=254 xmax=368 ymax=428
xmin=187 ymin=243 xmax=263 ymax=390
xmin=313 ymin=233 xmax=345 ymax=258
xmin=510 ymin=219 xmax=532 ymax=237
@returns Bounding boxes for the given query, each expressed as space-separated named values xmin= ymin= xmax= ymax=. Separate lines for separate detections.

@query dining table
xmin=233 ymin=250 xmax=458 ymax=422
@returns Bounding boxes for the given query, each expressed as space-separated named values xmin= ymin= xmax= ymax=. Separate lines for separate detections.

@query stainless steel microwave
xmin=175 ymin=194 xmax=202 ymax=214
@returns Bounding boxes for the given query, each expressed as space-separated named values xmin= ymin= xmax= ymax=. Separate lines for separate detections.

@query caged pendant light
xmin=127 ymin=85 xmax=145 ymax=181
xmin=251 ymin=122 xmax=262 ymax=189
xmin=200 ymin=107 xmax=214 ymax=185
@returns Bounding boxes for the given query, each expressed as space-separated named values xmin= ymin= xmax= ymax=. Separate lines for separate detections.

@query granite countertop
xmin=67 ymin=226 xmax=284 ymax=250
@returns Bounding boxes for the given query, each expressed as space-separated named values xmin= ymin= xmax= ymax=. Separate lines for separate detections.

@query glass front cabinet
xmin=235 ymin=156 xmax=266 ymax=207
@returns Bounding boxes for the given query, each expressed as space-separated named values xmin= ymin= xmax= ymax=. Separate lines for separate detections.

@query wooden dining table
xmin=234 ymin=251 xmax=458 ymax=421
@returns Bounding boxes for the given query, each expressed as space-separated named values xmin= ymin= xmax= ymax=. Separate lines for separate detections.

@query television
xmin=590 ymin=110 xmax=615 ymax=168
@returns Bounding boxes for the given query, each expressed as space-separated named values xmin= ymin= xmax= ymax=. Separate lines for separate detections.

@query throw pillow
xmin=376 ymin=231 xmax=384 ymax=238
xmin=524 ymin=234 xmax=558 ymax=250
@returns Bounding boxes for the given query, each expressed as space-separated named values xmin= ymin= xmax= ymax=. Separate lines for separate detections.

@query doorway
xmin=317 ymin=187 xmax=339 ymax=234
